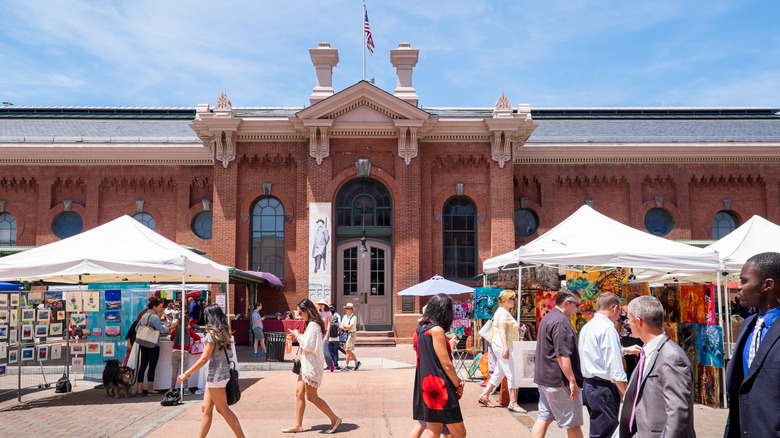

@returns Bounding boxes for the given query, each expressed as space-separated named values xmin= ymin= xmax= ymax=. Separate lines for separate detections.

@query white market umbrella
xmin=397 ymin=275 xmax=474 ymax=296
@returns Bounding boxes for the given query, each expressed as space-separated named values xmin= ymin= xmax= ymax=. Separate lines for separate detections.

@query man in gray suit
xmin=619 ymin=296 xmax=696 ymax=438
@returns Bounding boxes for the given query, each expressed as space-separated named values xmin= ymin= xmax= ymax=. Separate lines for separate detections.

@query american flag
xmin=364 ymin=8 xmax=375 ymax=55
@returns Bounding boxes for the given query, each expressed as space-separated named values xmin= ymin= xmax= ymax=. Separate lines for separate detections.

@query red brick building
xmin=2 ymin=42 xmax=779 ymax=338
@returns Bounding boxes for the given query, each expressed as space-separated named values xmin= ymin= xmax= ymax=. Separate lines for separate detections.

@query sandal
xmin=325 ymin=417 xmax=342 ymax=434
xmin=478 ymin=395 xmax=499 ymax=408
xmin=507 ymin=403 xmax=527 ymax=414
xmin=282 ymin=426 xmax=304 ymax=433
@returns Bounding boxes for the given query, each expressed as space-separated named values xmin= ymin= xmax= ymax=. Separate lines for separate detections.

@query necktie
xmin=629 ymin=348 xmax=646 ymax=431
xmin=747 ymin=316 xmax=765 ymax=369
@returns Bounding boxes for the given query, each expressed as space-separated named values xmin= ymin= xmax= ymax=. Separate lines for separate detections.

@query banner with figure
xmin=309 ymin=203 xmax=332 ymax=302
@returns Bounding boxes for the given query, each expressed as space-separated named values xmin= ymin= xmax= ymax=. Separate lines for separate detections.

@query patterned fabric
xmin=748 ymin=316 xmax=765 ymax=369
xmin=171 ymin=350 xmax=189 ymax=389
xmin=203 ymin=332 xmax=230 ymax=382
xmin=412 ymin=324 xmax=463 ymax=425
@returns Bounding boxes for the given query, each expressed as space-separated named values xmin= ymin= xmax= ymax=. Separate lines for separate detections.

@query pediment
xmin=296 ymin=81 xmax=430 ymax=123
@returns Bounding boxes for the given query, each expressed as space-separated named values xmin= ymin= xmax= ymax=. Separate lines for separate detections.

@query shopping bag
xmin=188 ymin=339 xmax=204 ymax=355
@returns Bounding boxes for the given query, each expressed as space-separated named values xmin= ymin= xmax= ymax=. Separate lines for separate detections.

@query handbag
xmin=160 ymin=388 xmax=182 ymax=406
xmin=291 ymin=347 xmax=302 ymax=374
xmin=135 ymin=313 xmax=160 ymax=348
xmin=339 ymin=331 xmax=347 ymax=343
xmin=477 ymin=318 xmax=494 ymax=339
xmin=224 ymin=349 xmax=241 ymax=406
xmin=188 ymin=339 xmax=204 ymax=355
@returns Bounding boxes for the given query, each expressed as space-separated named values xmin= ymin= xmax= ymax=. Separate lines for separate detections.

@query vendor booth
xmin=0 ymin=215 xmax=230 ymax=401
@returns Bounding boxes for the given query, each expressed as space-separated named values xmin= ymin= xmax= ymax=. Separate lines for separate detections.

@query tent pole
xmin=180 ymin=274 xmax=185 ymax=403
xmin=517 ymin=265 xmax=522 ymax=322
xmin=716 ymin=270 xmax=728 ymax=409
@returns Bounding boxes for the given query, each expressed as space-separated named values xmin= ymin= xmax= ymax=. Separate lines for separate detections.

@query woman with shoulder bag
xmin=476 ymin=290 xmax=526 ymax=413
xmin=283 ymin=299 xmax=342 ymax=434
xmin=136 ymin=297 xmax=175 ymax=396
xmin=177 ymin=304 xmax=246 ymax=438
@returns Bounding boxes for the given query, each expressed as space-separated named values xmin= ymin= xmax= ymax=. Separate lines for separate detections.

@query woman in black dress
xmin=412 ymin=293 xmax=466 ymax=438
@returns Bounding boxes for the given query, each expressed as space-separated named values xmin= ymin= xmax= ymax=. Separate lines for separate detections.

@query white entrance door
xmin=336 ymin=240 xmax=392 ymax=330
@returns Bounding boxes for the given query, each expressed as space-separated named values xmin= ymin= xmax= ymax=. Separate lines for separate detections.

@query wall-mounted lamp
xmin=360 ymin=235 xmax=368 ymax=255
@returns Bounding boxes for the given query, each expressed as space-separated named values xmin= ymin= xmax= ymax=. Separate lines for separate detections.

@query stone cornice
xmin=514 ymin=142 xmax=780 ymax=164
xmin=0 ymin=142 xmax=213 ymax=166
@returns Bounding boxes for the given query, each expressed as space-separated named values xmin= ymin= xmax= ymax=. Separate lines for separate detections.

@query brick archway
xmin=635 ymin=199 xmax=685 ymax=240
xmin=120 ymin=203 xmax=165 ymax=235
xmin=0 ymin=202 xmax=26 ymax=241
xmin=703 ymin=201 xmax=745 ymax=238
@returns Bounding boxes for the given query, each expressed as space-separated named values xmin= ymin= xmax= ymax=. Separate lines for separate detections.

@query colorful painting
xmin=70 ymin=313 xmax=87 ymax=327
xmin=92 ymin=327 xmax=103 ymax=337
xmin=570 ymin=311 xmax=594 ymax=335
xmin=65 ymin=291 xmax=82 ymax=312
xmin=474 ymin=288 xmax=503 ymax=319
xmin=698 ymin=325 xmax=724 ymax=368
xmin=21 ymin=308 xmax=35 ymax=322
xmin=680 ymin=285 xmax=706 ymax=324
xmin=705 ymin=286 xmax=716 ymax=325
xmin=105 ymin=325 xmax=121 ymax=337
xmin=0 ymin=309 xmax=7 ymax=325
xmin=521 ymin=266 xmax=559 ymax=290
xmin=35 ymin=324 xmax=48 ymax=337
xmin=104 ymin=311 xmax=120 ymax=322
xmin=103 ymin=342 xmax=115 ymax=357
xmin=0 ymin=294 xmax=8 ymax=307
xmin=519 ymin=290 xmax=536 ymax=320
xmin=51 ymin=345 xmax=62 ymax=360
xmin=83 ymin=291 xmax=100 ymax=312
xmin=105 ymin=290 xmax=121 ymax=310
xmin=37 ymin=308 xmax=51 ymax=322
xmin=9 ymin=293 xmax=20 ymax=307
xmin=697 ymin=364 xmax=722 ymax=408
xmin=21 ymin=324 xmax=33 ymax=341
xmin=567 ymin=266 xmax=629 ymax=311
xmin=0 ymin=325 xmax=6 ymax=340
xmin=652 ymin=285 xmax=681 ymax=323
xmin=8 ymin=349 xmax=17 ymax=363
xmin=679 ymin=323 xmax=700 ymax=389
xmin=37 ymin=345 xmax=48 ymax=361
xmin=86 ymin=343 xmax=101 ymax=354
xmin=663 ymin=322 xmax=678 ymax=343
xmin=0 ymin=365 xmax=5 ymax=376
xmin=535 ymin=290 xmax=557 ymax=329
xmin=49 ymin=322 xmax=63 ymax=336
xmin=57 ymin=310 xmax=65 ymax=320
xmin=21 ymin=347 xmax=34 ymax=361
xmin=44 ymin=291 xmax=62 ymax=308
xmin=70 ymin=343 xmax=85 ymax=355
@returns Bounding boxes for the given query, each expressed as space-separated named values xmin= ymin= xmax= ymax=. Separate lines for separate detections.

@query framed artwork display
xmin=8 ymin=349 xmax=17 ymax=363
xmin=70 ymin=313 xmax=87 ymax=327
xmin=65 ymin=292 xmax=82 ymax=312
xmin=37 ymin=345 xmax=48 ymax=361
xmin=92 ymin=327 xmax=102 ymax=337
xmin=70 ymin=343 xmax=85 ymax=355
xmin=0 ymin=365 xmax=5 ymax=376
xmin=0 ymin=309 xmax=7 ymax=325
xmin=21 ymin=309 xmax=35 ymax=323
xmin=103 ymin=342 xmax=115 ymax=357
xmin=37 ymin=308 xmax=51 ymax=322
xmin=86 ymin=343 xmax=101 ymax=354
xmin=21 ymin=347 xmax=34 ymax=361
xmin=0 ymin=294 xmax=7 ymax=307
xmin=49 ymin=322 xmax=63 ymax=336
xmin=0 ymin=343 xmax=5 ymax=358
xmin=512 ymin=341 xmax=538 ymax=388
xmin=105 ymin=325 xmax=120 ymax=337
xmin=9 ymin=309 xmax=17 ymax=326
xmin=9 ymin=328 xmax=17 ymax=343
xmin=35 ymin=324 xmax=48 ymax=337
xmin=72 ymin=357 xmax=84 ymax=373
xmin=21 ymin=324 xmax=33 ymax=341
xmin=0 ymin=325 xmax=7 ymax=340
xmin=9 ymin=294 xmax=20 ymax=307
xmin=51 ymin=344 xmax=62 ymax=360
xmin=56 ymin=311 xmax=65 ymax=320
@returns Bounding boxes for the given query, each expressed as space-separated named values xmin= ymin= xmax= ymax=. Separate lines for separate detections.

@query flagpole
xmin=362 ymin=1 xmax=366 ymax=81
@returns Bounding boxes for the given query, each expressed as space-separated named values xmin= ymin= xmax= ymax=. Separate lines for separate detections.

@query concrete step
xmin=355 ymin=330 xmax=396 ymax=346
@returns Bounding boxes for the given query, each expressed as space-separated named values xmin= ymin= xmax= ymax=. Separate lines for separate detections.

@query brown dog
xmin=102 ymin=360 xmax=135 ymax=398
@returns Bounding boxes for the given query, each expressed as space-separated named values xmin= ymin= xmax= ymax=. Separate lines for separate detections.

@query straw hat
xmin=316 ymin=299 xmax=329 ymax=306
xmin=343 ymin=302 xmax=355 ymax=309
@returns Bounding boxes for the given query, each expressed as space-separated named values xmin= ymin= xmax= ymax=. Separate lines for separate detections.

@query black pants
xmin=138 ymin=345 xmax=160 ymax=383
xmin=582 ymin=378 xmax=620 ymax=438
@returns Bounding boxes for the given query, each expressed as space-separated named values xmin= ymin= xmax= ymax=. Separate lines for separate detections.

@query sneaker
xmin=253 ymin=352 xmax=261 ymax=357
xmin=354 ymin=361 xmax=361 ymax=371
xmin=341 ymin=366 xmax=351 ymax=372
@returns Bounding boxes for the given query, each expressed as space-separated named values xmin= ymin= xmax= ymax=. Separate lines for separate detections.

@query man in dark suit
xmin=724 ymin=252 xmax=780 ymax=437
xmin=619 ymin=296 xmax=696 ymax=438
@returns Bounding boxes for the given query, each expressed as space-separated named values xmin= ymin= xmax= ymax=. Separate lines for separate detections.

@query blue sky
xmin=1 ymin=1 xmax=778 ymax=109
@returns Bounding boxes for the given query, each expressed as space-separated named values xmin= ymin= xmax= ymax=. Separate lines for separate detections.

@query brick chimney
xmin=309 ymin=42 xmax=340 ymax=104
xmin=390 ymin=43 xmax=419 ymax=106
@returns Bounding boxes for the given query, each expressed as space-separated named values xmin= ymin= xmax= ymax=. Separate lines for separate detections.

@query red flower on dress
xmin=421 ymin=374 xmax=449 ymax=410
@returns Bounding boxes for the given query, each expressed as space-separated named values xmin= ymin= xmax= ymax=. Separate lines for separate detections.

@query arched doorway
xmin=334 ymin=178 xmax=393 ymax=331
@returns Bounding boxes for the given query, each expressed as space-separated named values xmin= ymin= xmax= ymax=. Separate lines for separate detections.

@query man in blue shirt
xmin=725 ymin=252 xmax=780 ymax=437
xmin=188 ymin=297 xmax=200 ymax=325
xmin=578 ymin=292 xmax=640 ymax=438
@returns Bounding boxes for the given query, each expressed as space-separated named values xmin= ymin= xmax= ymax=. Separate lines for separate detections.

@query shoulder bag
xmin=189 ymin=338 xmax=205 ymax=355
xmin=477 ymin=317 xmax=494 ymax=339
xmin=224 ymin=348 xmax=241 ymax=405
xmin=292 ymin=346 xmax=302 ymax=374
xmin=135 ymin=313 xmax=160 ymax=348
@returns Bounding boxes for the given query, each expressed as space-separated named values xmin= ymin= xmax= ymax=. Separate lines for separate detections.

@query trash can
xmin=265 ymin=332 xmax=286 ymax=362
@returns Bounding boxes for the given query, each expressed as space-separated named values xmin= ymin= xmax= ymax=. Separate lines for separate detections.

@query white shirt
xmin=578 ymin=312 xmax=627 ymax=383
xmin=640 ymin=332 xmax=668 ymax=380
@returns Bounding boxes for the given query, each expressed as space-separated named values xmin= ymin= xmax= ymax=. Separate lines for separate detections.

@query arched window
xmin=335 ymin=179 xmax=392 ymax=227
xmin=0 ymin=212 xmax=17 ymax=246
xmin=644 ymin=208 xmax=674 ymax=237
xmin=132 ymin=212 xmax=156 ymax=230
xmin=713 ymin=210 xmax=740 ymax=239
xmin=191 ymin=211 xmax=213 ymax=239
xmin=52 ymin=211 xmax=83 ymax=239
xmin=443 ymin=197 xmax=477 ymax=280
xmin=251 ymin=197 xmax=285 ymax=279
xmin=514 ymin=208 xmax=539 ymax=237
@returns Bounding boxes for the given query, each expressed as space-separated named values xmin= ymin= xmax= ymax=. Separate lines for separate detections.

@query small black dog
xmin=102 ymin=359 xmax=135 ymax=398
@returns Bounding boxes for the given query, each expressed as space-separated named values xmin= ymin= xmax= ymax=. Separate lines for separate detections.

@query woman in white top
xmin=477 ymin=289 xmax=526 ymax=413
xmin=283 ymin=299 xmax=342 ymax=434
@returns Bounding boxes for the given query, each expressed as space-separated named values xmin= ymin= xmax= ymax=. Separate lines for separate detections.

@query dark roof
xmin=0 ymin=119 xmax=199 ymax=143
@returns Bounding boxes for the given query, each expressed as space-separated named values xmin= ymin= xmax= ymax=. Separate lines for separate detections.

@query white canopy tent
xmin=0 ymin=215 xmax=230 ymax=401
xmin=0 ymin=215 xmax=229 ymax=284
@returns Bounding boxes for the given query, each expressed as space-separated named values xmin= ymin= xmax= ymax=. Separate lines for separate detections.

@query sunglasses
xmin=567 ymin=300 xmax=581 ymax=308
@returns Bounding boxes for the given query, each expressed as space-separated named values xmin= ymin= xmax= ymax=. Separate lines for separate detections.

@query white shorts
xmin=537 ymin=384 xmax=584 ymax=429
xmin=206 ymin=378 xmax=229 ymax=388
